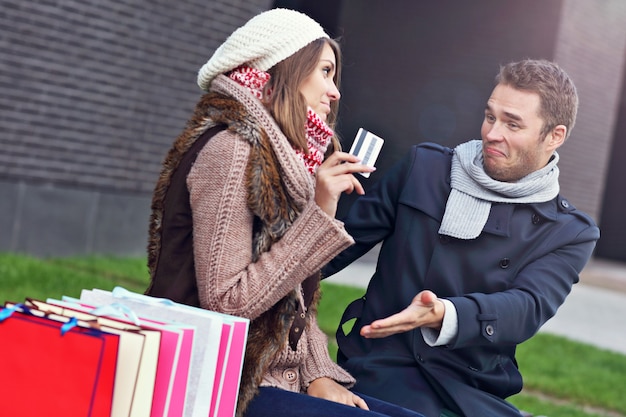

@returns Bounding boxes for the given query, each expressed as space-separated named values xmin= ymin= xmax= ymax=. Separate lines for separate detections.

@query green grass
xmin=1 ymin=252 xmax=625 ymax=417
xmin=513 ymin=333 xmax=626 ymax=416
xmin=509 ymin=392 xmax=609 ymax=417
xmin=0 ymin=253 xmax=149 ymax=302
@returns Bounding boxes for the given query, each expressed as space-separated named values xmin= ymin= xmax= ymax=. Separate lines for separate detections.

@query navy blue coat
xmin=323 ymin=143 xmax=600 ymax=417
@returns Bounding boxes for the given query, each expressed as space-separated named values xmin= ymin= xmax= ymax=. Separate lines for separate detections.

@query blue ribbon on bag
xmin=0 ymin=304 xmax=22 ymax=321
xmin=60 ymin=316 xmax=78 ymax=335
xmin=1 ymin=303 xmax=78 ymax=335
xmin=91 ymin=302 xmax=142 ymax=326
xmin=111 ymin=286 xmax=175 ymax=307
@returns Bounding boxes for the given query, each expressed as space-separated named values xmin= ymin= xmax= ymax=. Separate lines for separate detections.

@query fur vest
xmin=146 ymin=88 xmax=321 ymax=416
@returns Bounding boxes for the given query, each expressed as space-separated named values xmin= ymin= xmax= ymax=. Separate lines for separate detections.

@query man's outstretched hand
xmin=360 ymin=290 xmax=445 ymax=338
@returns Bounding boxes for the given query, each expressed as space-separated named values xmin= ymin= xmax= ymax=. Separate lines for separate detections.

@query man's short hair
xmin=496 ymin=59 xmax=578 ymax=139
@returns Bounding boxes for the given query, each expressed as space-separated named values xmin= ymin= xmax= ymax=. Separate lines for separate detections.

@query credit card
xmin=349 ymin=128 xmax=384 ymax=178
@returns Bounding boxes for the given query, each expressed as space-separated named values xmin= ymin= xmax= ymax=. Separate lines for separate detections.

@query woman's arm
xmin=189 ymin=132 xmax=354 ymax=319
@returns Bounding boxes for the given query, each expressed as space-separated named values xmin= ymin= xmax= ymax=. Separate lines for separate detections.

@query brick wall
xmin=0 ymin=0 xmax=272 ymax=256
xmin=0 ymin=0 xmax=271 ymax=193
xmin=554 ymin=0 xmax=626 ymax=223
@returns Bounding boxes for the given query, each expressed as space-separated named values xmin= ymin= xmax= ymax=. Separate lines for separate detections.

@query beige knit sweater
xmin=188 ymin=75 xmax=356 ymax=392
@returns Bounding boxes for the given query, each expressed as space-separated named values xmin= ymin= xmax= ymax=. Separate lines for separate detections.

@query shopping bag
xmin=80 ymin=288 xmax=224 ymax=417
xmin=207 ymin=313 xmax=248 ymax=417
xmin=22 ymin=299 xmax=161 ymax=417
xmin=0 ymin=304 xmax=119 ymax=417
xmin=81 ymin=287 xmax=249 ymax=417
xmin=51 ymin=297 xmax=196 ymax=417
xmin=111 ymin=288 xmax=250 ymax=417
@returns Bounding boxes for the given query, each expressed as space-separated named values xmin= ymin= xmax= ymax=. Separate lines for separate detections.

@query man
xmin=322 ymin=59 xmax=600 ymax=417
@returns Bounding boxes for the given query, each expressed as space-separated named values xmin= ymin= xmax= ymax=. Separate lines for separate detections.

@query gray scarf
xmin=439 ymin=140 xmax=560 ymax=239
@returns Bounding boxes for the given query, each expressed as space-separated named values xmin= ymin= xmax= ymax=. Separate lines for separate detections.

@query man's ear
xmin=548 ymin=125 xmax=567 ymax=150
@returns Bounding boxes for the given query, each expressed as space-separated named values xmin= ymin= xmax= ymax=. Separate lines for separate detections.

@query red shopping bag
xmin=0 ymin=305 xmax=119 ymax=417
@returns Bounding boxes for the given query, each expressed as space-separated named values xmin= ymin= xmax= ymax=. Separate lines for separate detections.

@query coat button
xmin=485 ymin=324 xmax=495 ymax=336
xmin=283 ymin=368 xmax=298 ymax=382
xmin=531 ymin=214 xmax=541 ymax=225
xmin=561 ymin=199 xmax=570 ymax=209
xmin=499 ymin=258 xmax=510 ymax=269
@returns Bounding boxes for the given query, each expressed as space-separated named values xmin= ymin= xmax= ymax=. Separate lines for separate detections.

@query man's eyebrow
xmin=484 ymin=104 xmax=523 ymax=122
xmin=504 ymin=111 xmax=523 ymax=121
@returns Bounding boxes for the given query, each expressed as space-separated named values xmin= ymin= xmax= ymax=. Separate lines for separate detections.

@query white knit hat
xmin=197 ymin=8 xmax=329 ymax=91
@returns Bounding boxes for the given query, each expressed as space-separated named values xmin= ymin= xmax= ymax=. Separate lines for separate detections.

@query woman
xmin=145 ymin=8 xmax=425 ymax=417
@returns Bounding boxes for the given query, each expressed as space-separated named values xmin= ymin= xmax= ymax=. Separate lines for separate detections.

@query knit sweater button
xmin=283 ymin=368 xmax=298 ymax=382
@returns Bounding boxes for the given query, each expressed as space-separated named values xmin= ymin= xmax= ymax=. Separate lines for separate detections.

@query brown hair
xmin=264 ymin=38 xmax=342 ymax=154
xmin=496 ymin=59 xmax=578 ymax=139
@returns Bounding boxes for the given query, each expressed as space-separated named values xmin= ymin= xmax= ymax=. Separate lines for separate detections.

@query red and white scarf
xmin=229 ymin=66 xmax=334 ymax=175
xmin=228 ymin=66 xmax=270 ymax=100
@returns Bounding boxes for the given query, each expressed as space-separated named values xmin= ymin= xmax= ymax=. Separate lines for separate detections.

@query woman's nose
xmin=328 ymin=81 xmax=341 ymax=101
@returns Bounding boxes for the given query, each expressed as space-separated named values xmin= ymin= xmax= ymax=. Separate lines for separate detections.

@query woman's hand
xmin=315 ymin=151 xmax=374 ymax=217
xmin=307 ymin=377 xmax=369 ymax=409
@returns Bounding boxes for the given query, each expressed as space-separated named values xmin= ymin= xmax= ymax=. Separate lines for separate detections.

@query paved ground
xmin=326 ymin=247 xmax=626 ymax=356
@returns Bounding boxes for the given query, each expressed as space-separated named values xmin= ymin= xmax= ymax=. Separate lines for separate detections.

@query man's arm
xmin=322 ymin=146 xmax=418 ymax=278
xmin=357 ymin=227 xmax=599 ymax=348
